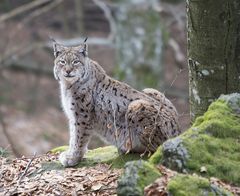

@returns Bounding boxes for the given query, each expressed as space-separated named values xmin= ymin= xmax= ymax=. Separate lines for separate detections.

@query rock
xmin=219 ymin=93 xmax=240 ymax=115
xmin=167 ymin=174 xmax=232 ymax=196
xmin=117 ymin=160 xmax=161 ymax=196
xmin=161 ymin=137 xmax=189 ymax=173
xmin=149 ymin=93 xmax=240 ymax=186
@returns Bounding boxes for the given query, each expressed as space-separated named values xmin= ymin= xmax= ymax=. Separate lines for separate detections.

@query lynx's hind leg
xmin=126 ymin=100 xmax=165 ymax=152
xmin=143 ymin=88 xmax=180 ymax=135
xmin=126 ymin=92 xmax=180 ymax=152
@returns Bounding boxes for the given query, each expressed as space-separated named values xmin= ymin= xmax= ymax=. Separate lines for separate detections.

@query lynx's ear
xmin=76 ymin=37 xmax=88 ymax=56
xmin=52 ymin=39 xmax=65 ymax=58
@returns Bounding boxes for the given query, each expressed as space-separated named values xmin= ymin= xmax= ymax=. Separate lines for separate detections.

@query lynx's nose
xmin=66 ymin=70 xmax=71 ymax=74
xmin=64 ymin=69 xmax=74 ymax=78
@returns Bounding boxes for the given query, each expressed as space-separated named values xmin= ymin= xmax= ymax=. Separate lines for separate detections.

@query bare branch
xmin=0 ymin=0 xmax=53 ymax=23
xmin=22 ymin=0 xmax=64 ymax=24
xmin=2 ymin=63 xmax=53 ymax=76
xmin=92 ymin=0 xmax=116 ymax=41
xmin=48 ymin=37 xmax=114 ymax=47
xmin=0 ymin=36 xmax=114 ymax=68
xmin=17 ymin=152 xmax=37 ymax=185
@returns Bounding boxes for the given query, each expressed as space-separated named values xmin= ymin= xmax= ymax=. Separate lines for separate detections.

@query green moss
xmin=50 ymin=146 xmax=69 ymax=153
xmin=192 ymin=100 xmax=240 ymax=138
xmin=149 ymin=146 xmax=163 ymax=165
xmin=49 ymin=146 xmax=146 ymax=169
xmin=149 ymin=97 xmax=240 ymax=186
xmin=0 ymin=147 xmax=9 ymax=158
xmin=137 ymin=161 xmax=160 ymax=192
xmin=183 ymin=100 xmax=240 ymax=185
xmin=167 ymin=174 xmax=232 ymax=196
xmin=117 ymin=160 xmax=161 ymax=196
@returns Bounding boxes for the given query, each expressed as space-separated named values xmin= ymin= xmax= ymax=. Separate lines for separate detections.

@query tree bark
xmin=187 ymin=0 xmax=240 ymax=121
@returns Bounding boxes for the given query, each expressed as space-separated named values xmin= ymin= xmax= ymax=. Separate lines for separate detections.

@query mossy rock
xmin=167 ymin=174 xmax=233 ymax=196
xmin=150 ymin=93 xmax=240 ymax=186
xmin=117 ymin=160 xmax=161 ymax=196
xmin=43 ymin=146 xmax=147 ymax=171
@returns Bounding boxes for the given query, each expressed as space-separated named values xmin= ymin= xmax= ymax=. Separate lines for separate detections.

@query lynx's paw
xmin=59 ymin=151 xmax=82 ymax=167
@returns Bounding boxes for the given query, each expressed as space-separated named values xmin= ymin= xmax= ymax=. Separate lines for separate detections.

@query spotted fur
xmin=53 ymin=41 xmax=180 ymax=167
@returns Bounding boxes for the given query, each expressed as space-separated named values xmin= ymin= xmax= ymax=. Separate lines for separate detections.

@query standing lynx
xmin=53 ymin=40 xmax=180 ymax=167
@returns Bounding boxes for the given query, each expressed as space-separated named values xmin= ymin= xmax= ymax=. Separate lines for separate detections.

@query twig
xmin=163 ymin=68 xmax=183 ymax=95
xmin=0 ymin=0 xmax=53 ymax=23
xmin=17 ymin=152 xmax=37 ymax=185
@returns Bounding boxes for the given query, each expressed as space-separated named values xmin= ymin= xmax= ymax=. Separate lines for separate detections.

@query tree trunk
xmin=114 ymin=0 xmax=164 ymax=90
xmin=187 ymin=0 xmax=240 ymax=121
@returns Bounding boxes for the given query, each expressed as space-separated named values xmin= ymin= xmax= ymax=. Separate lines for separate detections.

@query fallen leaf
xmin=200 ymin=166 xmax=207 ymax=173
xmin=91 ymin=183 xmax=103 ymax=191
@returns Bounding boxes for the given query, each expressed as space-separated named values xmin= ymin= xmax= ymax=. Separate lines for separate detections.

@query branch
xmin=0 ymin=36 xmax=114 ymax=69
xmin=92 ymin=0 xmax=116 ymax=41
xmin=0 ymin=0 xmax=53 ymax=23
xmin=48 ymin=37 xmax=114 ymax=47
xmin=17 ymin=152 xmax=37 ymax=185
xmin=22 ymin=0 xmax=64 ymax=24
xmin=2 ymin=63 xmax=53 ymax=76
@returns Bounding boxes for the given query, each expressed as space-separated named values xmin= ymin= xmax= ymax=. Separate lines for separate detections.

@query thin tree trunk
xmin=187 ymin=0 xmax=240 ymax=121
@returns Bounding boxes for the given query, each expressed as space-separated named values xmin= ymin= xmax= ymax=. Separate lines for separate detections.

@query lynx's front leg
xmin=59 ymin=120 xmax=92 ymax=167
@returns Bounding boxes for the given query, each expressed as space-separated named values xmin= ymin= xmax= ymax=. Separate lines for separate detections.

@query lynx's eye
xmin=72 ymin=60 xmax=80 ymax=65
xmin=59 ymin=60 xmax=66 ymax=65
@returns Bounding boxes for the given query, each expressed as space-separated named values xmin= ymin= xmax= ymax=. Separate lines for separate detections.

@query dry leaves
xmin=0 ymin=153 xmax=122 ymax=196
xmin=210 ymin=177 xmax=240 ymax=196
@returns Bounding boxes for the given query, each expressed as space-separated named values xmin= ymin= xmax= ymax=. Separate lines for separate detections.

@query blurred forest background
xmin=0 ymin=0 xmax=188 ymax=157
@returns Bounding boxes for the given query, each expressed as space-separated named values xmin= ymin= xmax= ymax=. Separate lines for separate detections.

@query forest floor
xmin=0 ymin=153 xmax=121 ymax=196
xmin=1 ymin=153 xmax=240 ymax=196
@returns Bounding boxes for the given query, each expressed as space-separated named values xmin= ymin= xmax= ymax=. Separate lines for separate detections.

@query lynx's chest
xmin=60 ymin=84 xmax=75 ymax=121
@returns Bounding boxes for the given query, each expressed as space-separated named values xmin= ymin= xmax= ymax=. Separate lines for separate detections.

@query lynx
xmin=53 ymin=39 xmax=180 ymax=167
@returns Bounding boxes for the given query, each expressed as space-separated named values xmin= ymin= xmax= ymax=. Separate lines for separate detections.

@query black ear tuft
xmin=52 ymin=40 xmax=65 ymax=58
xmin=83 ymin=37 xmax=88 ymax=56
xmin=84 ymin=37 xmax=88 ymax=43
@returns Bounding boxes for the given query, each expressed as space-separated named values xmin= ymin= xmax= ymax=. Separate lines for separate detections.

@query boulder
xmin=167 ymin=174 xmax=232 ymax=196
xmin=149 ymin=93 xmax=240 ymax=186
xmin=117 ymin=160 xmax=161 ymax=196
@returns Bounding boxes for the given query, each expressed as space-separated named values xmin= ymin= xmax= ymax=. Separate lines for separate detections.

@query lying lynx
xmin=53 ymin=40 xmax=179 ymax=167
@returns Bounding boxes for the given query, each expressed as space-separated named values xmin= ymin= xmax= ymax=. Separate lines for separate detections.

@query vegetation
xmin=167 ymin=174 xmax=232 ymax=196
xmin=117 ymin=160 xmax=161 ymax=196
xmin=49 ymin=146 xmax=147 ymax=169
xmin=150 ymin=94 xmax=240 ymax=186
